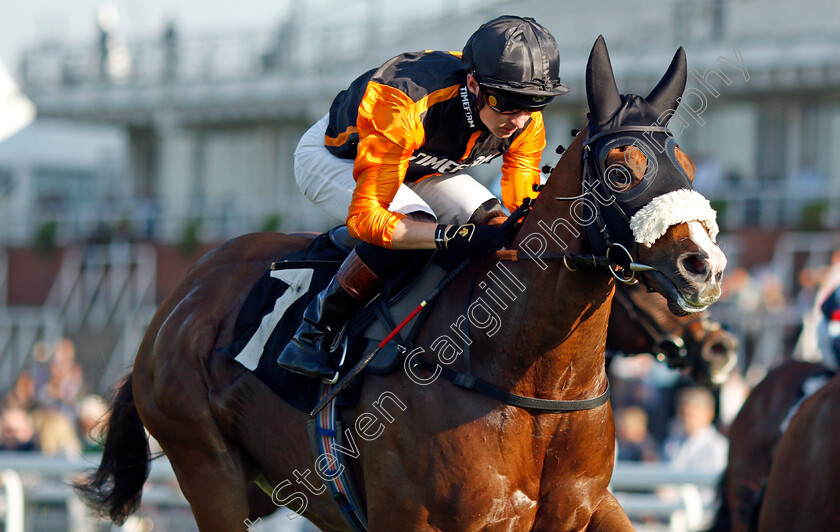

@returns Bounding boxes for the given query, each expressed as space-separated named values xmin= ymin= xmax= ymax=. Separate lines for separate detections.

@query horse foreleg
xmin=585 ymin=492 xmax=634 ymax=532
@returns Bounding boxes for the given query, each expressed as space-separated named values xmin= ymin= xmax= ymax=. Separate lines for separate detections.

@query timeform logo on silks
xmin=409 ymin=151 xmax=500 ymax=175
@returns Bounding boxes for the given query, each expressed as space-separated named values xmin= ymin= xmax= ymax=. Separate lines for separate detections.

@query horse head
xmin=611 ymin=283 xmax=739 ymax=387
xmin=684 ymin=318 xmax=739 ymax=386
xmin=580 ymin=35 xmax=726 ymax=315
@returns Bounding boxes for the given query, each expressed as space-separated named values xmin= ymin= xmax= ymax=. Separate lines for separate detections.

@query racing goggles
xmin=482 ymin=88 xmax=550 ymax=114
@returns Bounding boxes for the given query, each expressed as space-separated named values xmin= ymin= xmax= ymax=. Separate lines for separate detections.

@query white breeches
xmin=294 ymin=113 xmax=496 ymax=225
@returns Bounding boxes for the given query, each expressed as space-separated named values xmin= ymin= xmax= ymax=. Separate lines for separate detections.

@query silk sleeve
xmin=346 ymin=82 xmax=424 ymax=248
xmin=500 ymin=111 xmax=545 ymax=213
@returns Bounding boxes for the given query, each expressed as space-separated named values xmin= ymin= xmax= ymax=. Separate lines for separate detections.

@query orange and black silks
xmin=324 ymin=51 xmax=545 ymax=248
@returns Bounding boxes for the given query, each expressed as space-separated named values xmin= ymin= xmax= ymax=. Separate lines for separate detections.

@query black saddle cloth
xmin=218 ymin=228 xmax=447 ymax=413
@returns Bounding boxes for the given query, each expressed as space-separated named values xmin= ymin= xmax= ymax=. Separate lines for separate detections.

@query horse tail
xmin=706 ymin=468 xmax=731 ymax=531
xmin=73 ymin=374 xmax=150 ymax=524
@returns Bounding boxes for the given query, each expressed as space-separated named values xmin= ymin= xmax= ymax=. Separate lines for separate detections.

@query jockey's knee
xmin=353 ymin=241 xmax=422 ymax=279
xmin=351 ymin=210 xmax=435 ymax=280
xmin=468 ymin=198 xmax=504 ymax=225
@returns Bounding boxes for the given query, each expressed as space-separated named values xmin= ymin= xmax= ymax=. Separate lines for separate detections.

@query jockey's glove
xmin=434 ymin=224 xmax=508 ymax=255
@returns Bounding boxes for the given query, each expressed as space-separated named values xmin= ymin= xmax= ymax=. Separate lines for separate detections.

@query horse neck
xmin=514 ymin=131 xmax=588 ymax=250
xmin=608 ymin=287 xmax=653 ymax=355
xmin=469 ymin=131 xmax=613 ymax=398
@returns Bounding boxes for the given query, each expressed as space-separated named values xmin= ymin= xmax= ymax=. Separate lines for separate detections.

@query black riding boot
xmin=277 ymin=249 xmax=383 ymax=381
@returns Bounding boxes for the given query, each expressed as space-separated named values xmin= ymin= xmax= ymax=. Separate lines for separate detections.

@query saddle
xmin=218 ymin=226 xmax=453 ymax=413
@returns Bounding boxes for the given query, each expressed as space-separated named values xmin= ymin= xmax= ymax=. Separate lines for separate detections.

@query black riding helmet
xmin=462 ymin=15 xmax=569 ymax=109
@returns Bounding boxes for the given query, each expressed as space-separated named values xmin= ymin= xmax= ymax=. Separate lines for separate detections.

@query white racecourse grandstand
xmin=0 ymin=0 xmax=839 ymax=530
xmin=10 ymin=0 xmax=840 ymax=242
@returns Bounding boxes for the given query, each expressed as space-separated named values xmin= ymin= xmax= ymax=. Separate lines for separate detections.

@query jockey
xmin=277 ymin=15 xmax=569 ymax=380
xmin=818 ymin=285 xmax=840 ymax=371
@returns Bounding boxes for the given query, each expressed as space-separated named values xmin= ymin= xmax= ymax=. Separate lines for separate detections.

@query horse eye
xmin=603 ymin=146 xmax=647 ymax=193
xmin=604 ymin=163 xmax=636 ymax=194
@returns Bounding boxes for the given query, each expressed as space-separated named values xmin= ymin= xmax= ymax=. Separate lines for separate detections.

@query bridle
xmin=612 ymin=286 xmax=710 ymax=367
xmin=578 ymin=124 xmax=692 ymax=282
xmin=499 ymin=124 xmax=692 ymax=288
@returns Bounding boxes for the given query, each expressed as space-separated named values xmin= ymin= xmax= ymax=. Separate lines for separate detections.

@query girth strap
xmin=306 ymin=383 xmax=369 ymax=531
xmin=407 ymin=355 xmax=611 ymax=412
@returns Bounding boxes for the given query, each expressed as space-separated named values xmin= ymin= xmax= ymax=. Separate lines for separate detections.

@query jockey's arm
xmin=345 ymin=188 xmax=441 ymax=250
xmin=347 ymin=86 xmax=544 ymax=251
xmin=499 ymin=112 xmax=546 ymax=213
xmin=390 ymin=218 xmax=438 ymax=249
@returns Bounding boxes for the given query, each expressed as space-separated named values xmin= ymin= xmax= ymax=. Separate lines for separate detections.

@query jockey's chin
xmin=479 ymin=108 xmax=532 ymax=138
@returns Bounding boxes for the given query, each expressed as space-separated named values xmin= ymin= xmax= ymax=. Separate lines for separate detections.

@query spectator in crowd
xmin=758 ymin=272 xmax=787 ymax=312
xmin=816 ymin=250 xmax=840 ymax=303
xmin=793 ymin=264 xmax=839 ymax=363
xmin=4 ymin=370 xmax=37 ymax=410
xmin=816 ymin=282 xmax=840 ymax=371
xmin=46 ymin=338 xmax=86 ymax=414
xmin=658 ymin=387 xmax=728 ymax=510
xmin=31 ymin=340 xmax=55 ymax=405
xmin=661 ymin=387 xmax=728 ymax=471
xmin=0 ymin=405 xmax=37 ymax=451
xmin=76 ymin=394 xmax=108 ymax=452
xmin=615 ymin=406 xmax=659 ymax=462
xmin=608 ymin=354 xmax=676 ymax=442
xmin=33 ymin=408 xmax=83 ymax=457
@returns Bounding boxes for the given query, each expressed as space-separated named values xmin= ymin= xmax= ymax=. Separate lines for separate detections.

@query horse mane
xmin=512 ymin=127 xmax=587 ymax=251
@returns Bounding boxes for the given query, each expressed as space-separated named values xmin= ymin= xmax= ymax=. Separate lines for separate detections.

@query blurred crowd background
xmin=1 ymin=0 xmax=839 ymax=530
xmin=1 ymin=338 xmax=105 ymax=456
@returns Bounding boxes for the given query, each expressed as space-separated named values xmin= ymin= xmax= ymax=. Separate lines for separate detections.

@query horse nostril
xmin=681 ymin=254 xmax=708 ymax=278
xmin=709 ymin=342 xmax=727 ymax=355
xmin=715 ymin=271 xmax=723 ymax=284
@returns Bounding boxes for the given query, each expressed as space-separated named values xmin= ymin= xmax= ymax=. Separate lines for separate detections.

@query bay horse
xmin=756 ymin=371 xmax=839 ymax=530
xmin=710 ymin=359 xmax=835 ymax=531
xmin=242 ymin=281 xmax=740 ymax=522
xmin=608 ymin=283 xmax=737 ymax=387
xmin=76 ymin=36 xmax=726 ymax=531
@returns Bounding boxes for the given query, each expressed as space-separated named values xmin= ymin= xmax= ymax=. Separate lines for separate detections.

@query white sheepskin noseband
xmin=629 ymin=189 xmax=719 ymax=247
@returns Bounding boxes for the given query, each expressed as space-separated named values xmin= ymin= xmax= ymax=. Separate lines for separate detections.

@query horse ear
xmin=586 ymin=35 xmax=622 ymax=126
xmin=646 ymin=47 xmax=687 ymax=118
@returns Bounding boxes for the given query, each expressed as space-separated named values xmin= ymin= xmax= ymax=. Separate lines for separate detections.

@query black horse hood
xmin=580 ymin=36 xmax=696 ymax=257
xmin=586 ymin=35 xmax=687 ymax=135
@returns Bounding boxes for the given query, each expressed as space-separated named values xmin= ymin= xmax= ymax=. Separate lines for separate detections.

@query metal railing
xmin=611 ymin=462 xmax=723 ymax=532
xmin=1 ymin=186 xmax=838 ymax=249
xmin=44 ymin=243 xmax=156 ymax=331
xmin=0 ymin=452 xmax=189 ymax=532
xmin=0 ymin=195 xmax=315 ymax=247
xmin=705 ymin=187 xmax=840 ymax=233
xmin=0 ymin=453 xmax=720 ymax=532
xmin=0 ymin=307 xmax=63 ymax=395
